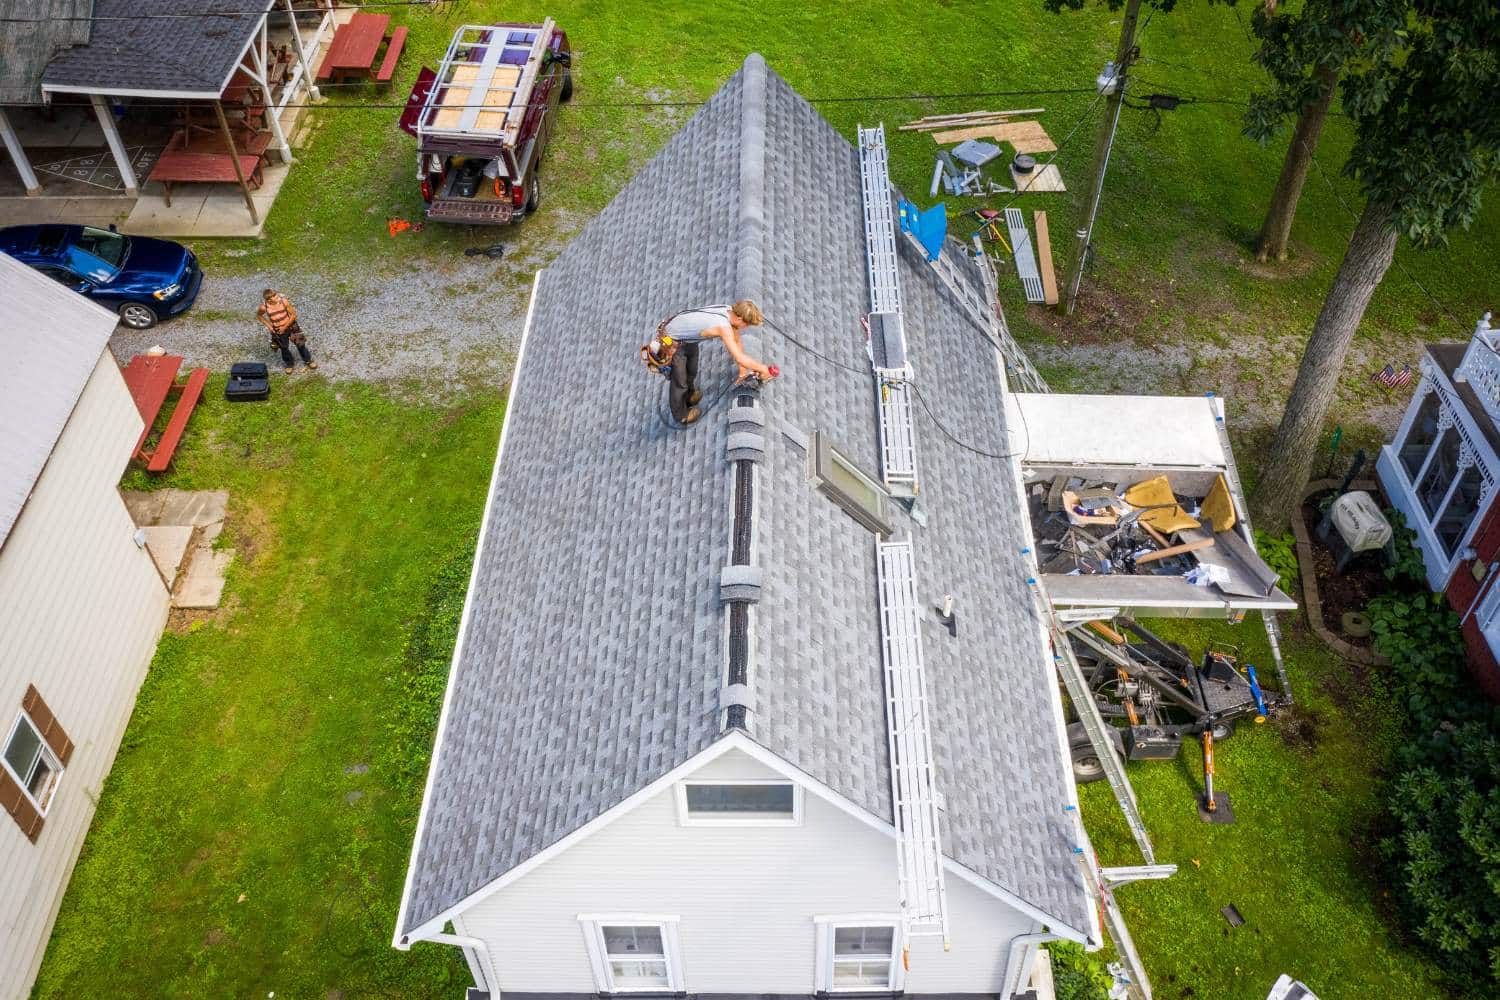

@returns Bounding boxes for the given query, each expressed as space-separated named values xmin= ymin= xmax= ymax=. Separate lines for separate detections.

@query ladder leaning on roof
xmin=876 ymin=537 xmax=951 ymax=949
xmin=857 ymin=124 xmax=920 ymax=498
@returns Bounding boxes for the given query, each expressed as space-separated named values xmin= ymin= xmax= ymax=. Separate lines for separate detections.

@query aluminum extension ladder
xmin=857 ymin=124 xmax=920 ymax=497
xmin=876 ymin=537 xmax=951 ymax=946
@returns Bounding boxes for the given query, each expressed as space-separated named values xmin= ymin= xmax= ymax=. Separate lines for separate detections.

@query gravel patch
xmin=108 ymin=253 xmax=548 ymax=398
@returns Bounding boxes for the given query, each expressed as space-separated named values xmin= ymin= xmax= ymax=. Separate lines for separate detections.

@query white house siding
xmin=0 ymin=352 xmax=169 ymax=1000
xmin=458 ymin=748 xmax=1039 ymax=995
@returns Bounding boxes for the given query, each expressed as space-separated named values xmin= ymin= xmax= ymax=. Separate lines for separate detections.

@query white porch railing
xmin=1454 ymin=312 xmax=1500 ymax=424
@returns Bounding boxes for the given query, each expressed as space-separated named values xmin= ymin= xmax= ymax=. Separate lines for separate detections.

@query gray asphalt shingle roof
xmin=400 ymin=54 xmax=1091 ymax=940
xmin=40 ymin=0 xmax=270 ymax=97
xmin=0 ymin=1 xmax=92 ymax=105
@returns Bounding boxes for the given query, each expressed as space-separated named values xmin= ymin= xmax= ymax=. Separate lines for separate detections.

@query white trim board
xmin=393 ymin=269 xmax=546 ymax=947
xmin=398 ymin=730 xmax=1093 ymax=947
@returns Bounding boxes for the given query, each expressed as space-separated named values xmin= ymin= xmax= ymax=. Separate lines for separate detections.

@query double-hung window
xmin=3 ymin=712 xmax=62 ymax=815
xmin=579 ymin=916 xmax=684 ymax=992
xmin=814 ymin=917 xmax=904 ymax=992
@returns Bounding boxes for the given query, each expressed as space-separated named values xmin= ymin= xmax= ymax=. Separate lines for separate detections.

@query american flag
xmin=1375 ymin=363 xmax=1414 ymax=389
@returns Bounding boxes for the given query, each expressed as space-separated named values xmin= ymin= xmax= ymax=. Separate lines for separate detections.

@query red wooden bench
xmin=146 ymin=368 xmax=210 ymax=472
xmin=375 ymin=26 xmax=408 ymax=83
xmin=149 ymin=151 xmax=263 ymax=205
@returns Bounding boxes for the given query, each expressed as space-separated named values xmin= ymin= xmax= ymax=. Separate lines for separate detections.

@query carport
xmin=0 ymin=0 xmax=333 ymax=225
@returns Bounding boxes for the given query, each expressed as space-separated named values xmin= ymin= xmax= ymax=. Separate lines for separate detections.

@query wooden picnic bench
xmin=121 ymin=355 xmax=210 ymax=472
xmin=148 ymin=143 xmax=263 ymax=206
xmin=317 ymin=13 xmax=407 ymax=84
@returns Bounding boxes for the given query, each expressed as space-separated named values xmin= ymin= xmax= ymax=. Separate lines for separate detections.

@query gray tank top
xmin=663 ymin=305 xmax=731 ymax=344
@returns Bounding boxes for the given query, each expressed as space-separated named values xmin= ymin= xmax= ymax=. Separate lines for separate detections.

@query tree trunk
xmin=1255 ymin=65 xmax=1339 ymax=263
xmin=1251 ymin=200 xmax=1398 ymax=533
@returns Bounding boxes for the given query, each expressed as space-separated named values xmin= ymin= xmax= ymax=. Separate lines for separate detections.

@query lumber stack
xmin=898 ymin=107 xmax=1044 ymax=132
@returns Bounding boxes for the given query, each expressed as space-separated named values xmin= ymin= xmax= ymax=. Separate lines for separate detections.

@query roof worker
xmin=647 ymin=300 xmax=777 ymax=425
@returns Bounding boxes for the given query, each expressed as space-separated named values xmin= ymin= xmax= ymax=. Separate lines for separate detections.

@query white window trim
xmin=2 ymin=710 xmax=63 ymax=817
xmin=813 ymin=915 xmax=905 ymax=993
xmin=578 ymin=914 xmax=685 ymax=993
xmin=675 ymin=779 xmax=803 ymax=827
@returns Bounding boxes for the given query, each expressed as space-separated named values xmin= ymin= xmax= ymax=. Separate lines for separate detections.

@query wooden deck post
xmin=89 ymin=94 xmax=138 ymax=195
xmin=0 ymin=107 xmax=42 ymax=196
xmin=214 ymin=100 xmax=260 ymax=224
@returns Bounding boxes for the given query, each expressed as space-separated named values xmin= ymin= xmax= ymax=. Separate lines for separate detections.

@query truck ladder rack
xmin=876 ymin=537 xmax=950 ymax=944
xmin=858 ymin=125 xmax=919 ymax=497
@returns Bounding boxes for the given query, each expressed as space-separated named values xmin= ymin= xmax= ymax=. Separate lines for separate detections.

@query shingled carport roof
xmin=0 ymin=1 xmax=92 ymax=105
xmin=396 ymin=53 xmax=1094 ymax=944
xmin=40 ymin=0 xmax=273 ymax=99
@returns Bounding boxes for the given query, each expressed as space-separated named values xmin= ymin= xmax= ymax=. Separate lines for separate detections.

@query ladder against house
xmin=857 ymin=124 xmax=919 ymax=497
xmin=876 ymin=538 xmax=950 ymax=945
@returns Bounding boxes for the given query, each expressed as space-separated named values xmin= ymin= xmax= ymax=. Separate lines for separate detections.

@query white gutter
xmin=420 ymin=931 xmax=499 ymax=995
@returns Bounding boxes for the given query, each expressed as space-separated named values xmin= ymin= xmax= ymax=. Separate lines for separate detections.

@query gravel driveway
xmin=108 ymin=253 xmax=546 ymax=397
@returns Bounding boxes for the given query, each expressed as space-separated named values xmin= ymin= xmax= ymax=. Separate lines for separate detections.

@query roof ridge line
xmin=734 ymin=53 xmax=767 ymax=302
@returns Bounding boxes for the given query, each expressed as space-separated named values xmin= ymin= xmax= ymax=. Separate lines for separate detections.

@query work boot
xmin=680 ymin=408 xmax=702 ymax=425
xmin=685 ymin=389 xmax=702 ymax=406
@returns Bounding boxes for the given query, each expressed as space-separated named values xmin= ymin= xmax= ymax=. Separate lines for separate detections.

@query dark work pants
xmin=668 ymin=341 xmax=700 ymax=420
xmin=272 ymin=322 xmax=313 ymax=367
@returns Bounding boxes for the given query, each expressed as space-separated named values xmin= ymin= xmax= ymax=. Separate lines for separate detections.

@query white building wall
xmin=460 ymin=748 xmax=1039 ymax=995
xmin=0 ymin=352 xmax=169 ymax=1000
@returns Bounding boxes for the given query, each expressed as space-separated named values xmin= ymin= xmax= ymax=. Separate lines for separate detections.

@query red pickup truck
xmin=399 ymin=19 xmax=572 ymax=224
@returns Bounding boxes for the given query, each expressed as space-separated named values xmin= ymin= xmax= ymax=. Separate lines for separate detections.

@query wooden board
xmin=434 ymin=64 xmax=521 ymax=131
xmin=1034 ymin=210 xmax=1059 ymax=305
xmin=932 ymin=120 xmax=1058 ymax=151
xmin=1010 ymin=162 xmax=1066 ymax=193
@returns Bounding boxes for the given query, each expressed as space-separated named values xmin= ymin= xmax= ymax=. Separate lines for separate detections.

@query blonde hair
xmin=730 ymin=299 xmax=763 ymax=327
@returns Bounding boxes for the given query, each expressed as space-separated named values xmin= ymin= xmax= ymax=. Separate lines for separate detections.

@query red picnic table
xmin=148 ymin=131 xmax=265 ymax=206
xmin=316 ymin=13 xmax=408 ymax=84
xmin=121 ymin=355 xmax=210 ymax=473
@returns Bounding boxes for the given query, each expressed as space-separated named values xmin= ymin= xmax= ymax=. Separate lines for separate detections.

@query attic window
xmin=811 ymin=430 xmax=892 ymax=536
xmin=677 ymin=780 xmax=801 ymax=825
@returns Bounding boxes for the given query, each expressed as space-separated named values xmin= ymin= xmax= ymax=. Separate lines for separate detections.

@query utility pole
xmin=1060 ymin=0 xmax=1143 ymax=315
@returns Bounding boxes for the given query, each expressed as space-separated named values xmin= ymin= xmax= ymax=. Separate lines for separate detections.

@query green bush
xmin=1368 ymin=511 xmax=1500 ymax=993
xmin=1254 ymin=529 xmax=1300 ymax=594
xmin=1049 ymin=941 xmax=1112 ymax=1000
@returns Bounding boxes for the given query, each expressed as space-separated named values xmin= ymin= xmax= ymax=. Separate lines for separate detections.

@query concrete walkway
xmin=123 ymin=489 xmax=233 ymax=609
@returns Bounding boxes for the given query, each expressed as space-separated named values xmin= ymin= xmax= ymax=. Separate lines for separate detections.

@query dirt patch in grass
xmin=1277 ymin=703 xmax=1324 ymax=752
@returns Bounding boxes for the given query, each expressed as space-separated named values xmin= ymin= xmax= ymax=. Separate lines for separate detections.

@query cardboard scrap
xmin=932 ymin=119 xmax=1058 ymax=151
xmin=1011 ymin=162 xmax=1067 ymax=193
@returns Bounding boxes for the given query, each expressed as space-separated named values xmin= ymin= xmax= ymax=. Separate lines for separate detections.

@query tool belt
xmin=640 ymin=319 xmax=679 ymax=376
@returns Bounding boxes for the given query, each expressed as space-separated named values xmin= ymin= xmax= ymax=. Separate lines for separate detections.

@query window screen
xmin=3 ymin=714 xmax=60 ymax=812
xmin=601 ymin=925 xmax=669 ymax=988
xmin=831 ymin=925 xmax=896 ymax=988
xmin=685 ymin=782 xmax=795 ymax=816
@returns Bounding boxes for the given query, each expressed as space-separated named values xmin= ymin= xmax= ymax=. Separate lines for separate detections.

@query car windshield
xmin=74 ymin=227 xmax=128 ymax=268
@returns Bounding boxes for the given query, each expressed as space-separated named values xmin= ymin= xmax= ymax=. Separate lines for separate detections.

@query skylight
xmin=811 ymin=430 xmax=892 ymax=535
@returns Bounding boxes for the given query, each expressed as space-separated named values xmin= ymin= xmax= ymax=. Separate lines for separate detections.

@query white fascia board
xmin=393 ymin=269 xmax=546 ymax=947
xmin=41 ymin=84 xmax=226 ymax=100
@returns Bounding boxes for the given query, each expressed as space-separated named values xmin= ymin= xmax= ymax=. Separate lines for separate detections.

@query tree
xmin=1251 ymin=1 xmax=1500 ymax=533
xmin=1243 ymin=0 xmax=1409 ymax=262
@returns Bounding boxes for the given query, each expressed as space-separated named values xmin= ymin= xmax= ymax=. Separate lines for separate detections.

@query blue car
xmin=0 ymin=224 xmax=202 ymax=330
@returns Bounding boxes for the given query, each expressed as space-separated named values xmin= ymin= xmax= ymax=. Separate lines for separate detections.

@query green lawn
xmin=31 ymin=380 xmax=490 ymax=997
xmin=32 ymin=1 xmax=1500 ymax=997
xmin=1079 ymin=615 xmax=1456 ymax=999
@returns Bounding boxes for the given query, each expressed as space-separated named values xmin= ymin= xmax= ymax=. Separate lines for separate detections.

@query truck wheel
xmin=525 ymin=172 xmax=540 ymax=213
xmin=560 ymin=69 xmax=574 ymax=102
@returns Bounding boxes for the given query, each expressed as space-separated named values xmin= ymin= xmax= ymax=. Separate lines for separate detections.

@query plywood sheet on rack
xmin=933 ymin=120 xmax=1057 ymax=151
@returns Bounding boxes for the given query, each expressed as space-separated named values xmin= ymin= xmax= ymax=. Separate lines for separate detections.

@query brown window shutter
xmin=0 ymin=767 xmax=44 ymax=842
xmin=22 ymin=684 xmax=73 ymax=767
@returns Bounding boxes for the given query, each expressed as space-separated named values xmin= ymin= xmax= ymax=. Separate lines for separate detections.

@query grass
xmin=1079 ymin=615 xmax=1454 ymax=999
xmin=30 ymin=379 xmax=493 ymax=997
xmin=33 ymin=1 xmax=1500 ymax=996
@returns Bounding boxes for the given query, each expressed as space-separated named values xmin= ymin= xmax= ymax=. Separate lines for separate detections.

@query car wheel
xmin=525 ymin=171 xmax=540 ymax=214
xmin=560 ymin=69 xmax=573 ymax=102
xmin=118 ymin=302 xmax=158 ymax=329
xmin=1067 ymin=722 xmax=1117 ymax=784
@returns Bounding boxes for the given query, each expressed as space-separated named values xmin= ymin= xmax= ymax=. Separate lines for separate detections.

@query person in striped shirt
xmin=256 ymin=288 xmax=318 ymax=374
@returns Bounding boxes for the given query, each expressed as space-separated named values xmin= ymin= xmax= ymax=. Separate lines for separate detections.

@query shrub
xmin=1254 ymin=529 xmax=1299 ymax=594
xmin=1049 ymin=940 xmax=1112 ymax=1000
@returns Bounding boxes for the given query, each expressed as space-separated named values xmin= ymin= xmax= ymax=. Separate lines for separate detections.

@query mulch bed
xmin=1301 ymin=492 xmax=1387 ymax=653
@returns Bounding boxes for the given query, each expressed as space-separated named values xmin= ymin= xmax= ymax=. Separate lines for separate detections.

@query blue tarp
xmin=898 ymin=199 xmax=947 ymax=262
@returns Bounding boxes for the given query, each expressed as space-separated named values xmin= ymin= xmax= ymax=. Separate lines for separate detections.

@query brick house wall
xmin=1443 ymin=497 xmax=1500 ymax=702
